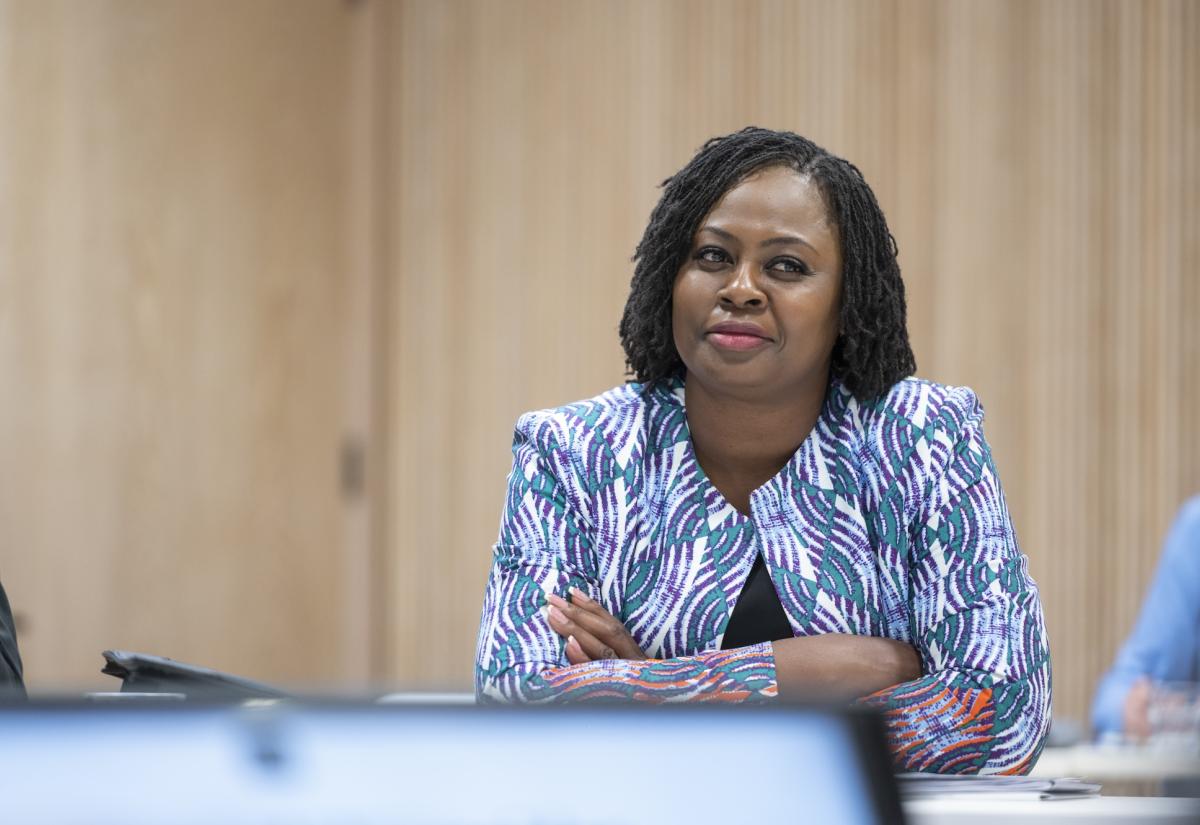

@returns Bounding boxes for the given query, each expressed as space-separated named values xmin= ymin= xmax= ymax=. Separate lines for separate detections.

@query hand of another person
xmin=1123 ymin=676 xmax=1152 ymax=743
xmin=546 ymin=588 xmax=648 ymax=665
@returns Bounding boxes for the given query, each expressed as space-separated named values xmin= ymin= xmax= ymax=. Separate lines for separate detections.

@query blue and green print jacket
xmin=475 ymin=376 xmax=1051 ymax=774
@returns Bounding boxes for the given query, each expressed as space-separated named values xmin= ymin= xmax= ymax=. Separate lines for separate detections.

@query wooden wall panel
xmin=384 ymin=0 xmax=1200 ymax=734
xmin=2 ymin=0 xmax=1192 ymax=729
xmin=0 ymin=0 xmax=373 ymax=690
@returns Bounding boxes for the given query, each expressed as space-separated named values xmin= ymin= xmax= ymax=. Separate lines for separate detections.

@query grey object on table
xmin=101 ymin=650 xmax=289 ymax=700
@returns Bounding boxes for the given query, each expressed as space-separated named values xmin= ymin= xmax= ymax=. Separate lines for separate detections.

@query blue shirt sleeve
xmin=1091 ymin=496 xmax=1200 ymax=736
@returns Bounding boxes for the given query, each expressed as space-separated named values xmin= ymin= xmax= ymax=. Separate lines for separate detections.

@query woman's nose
xmin=717 ymin=263 xmax=766 ymax=308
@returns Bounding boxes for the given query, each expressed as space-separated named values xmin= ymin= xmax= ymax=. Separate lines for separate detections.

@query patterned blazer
xmin=475 ymin=376 xmax=1051 ymax=774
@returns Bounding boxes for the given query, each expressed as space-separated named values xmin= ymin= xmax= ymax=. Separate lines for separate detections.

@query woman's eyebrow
xmin=762 ymin=235 xmax=816 ymax=254
xmin=700 ymin=225 xmax=818 ymax=255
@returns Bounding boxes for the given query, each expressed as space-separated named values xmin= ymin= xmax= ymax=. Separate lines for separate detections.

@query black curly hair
xmin=618 ymin=127 xmax=916 ymax=403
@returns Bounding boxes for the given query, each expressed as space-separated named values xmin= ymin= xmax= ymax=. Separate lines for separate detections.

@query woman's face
xmin=671 ymin=165 xmax=843 ymax=404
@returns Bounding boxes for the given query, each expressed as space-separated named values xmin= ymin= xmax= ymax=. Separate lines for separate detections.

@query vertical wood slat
xmin=383 ymin=1 xmax=1199 ymax=730
xmin=344 ymin=0 xmax=391 ymax=684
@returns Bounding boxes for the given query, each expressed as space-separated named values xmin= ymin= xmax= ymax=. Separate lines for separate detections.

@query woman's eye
xmin=769 ymin=257 xmax=810 ymax=276
xmin=695 ymin=247 xmax=728 ymax=265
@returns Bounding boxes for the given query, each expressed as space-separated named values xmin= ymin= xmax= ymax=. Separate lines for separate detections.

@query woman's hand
xmin=546 ymin=588 xmax=648 ymax=664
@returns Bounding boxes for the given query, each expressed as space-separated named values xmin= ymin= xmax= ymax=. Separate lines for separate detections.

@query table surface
xmin=904 ymin=795 xmax=1200 ymax=825
xmin=1031 ymin=744 xmax=1200 ymax=780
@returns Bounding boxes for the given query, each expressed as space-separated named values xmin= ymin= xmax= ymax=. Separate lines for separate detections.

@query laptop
xmin=0 ymin=700 xmax=906 ymax=824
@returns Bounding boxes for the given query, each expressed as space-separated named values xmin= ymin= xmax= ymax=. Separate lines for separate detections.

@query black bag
xmin=101 ymin=650 xmax=289 ymax=700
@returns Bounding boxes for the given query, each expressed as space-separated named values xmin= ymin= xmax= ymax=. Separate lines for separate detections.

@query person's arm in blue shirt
xmin=1091 ymin=497 xmax=1200 ymax=738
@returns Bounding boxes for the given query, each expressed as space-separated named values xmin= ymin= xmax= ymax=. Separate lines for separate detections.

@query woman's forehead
xmin=699 ymin=167 xmax=836 ymax=238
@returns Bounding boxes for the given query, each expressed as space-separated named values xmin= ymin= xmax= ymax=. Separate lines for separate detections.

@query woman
xmin=475 ymin=127 xmax=1051 ymax=775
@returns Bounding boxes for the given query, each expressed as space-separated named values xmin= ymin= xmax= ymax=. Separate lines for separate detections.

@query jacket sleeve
xmin=474 ymin=415 xmax=777 ymax=703
xmin=0 ymin=580 xmax=25 ymax=698
xmin=860 ymin=389 xmax=1051 ymax=774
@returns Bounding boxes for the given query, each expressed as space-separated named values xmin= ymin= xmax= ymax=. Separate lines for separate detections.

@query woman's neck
xmin=683 ymin=373 xmax=827 ymax=515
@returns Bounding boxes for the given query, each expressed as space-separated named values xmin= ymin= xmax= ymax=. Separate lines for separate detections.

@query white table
xmin=1031 ymin=744 xmax=1200 ymax=781
xmin=905 ymin=795 xmax=1200 ymax=824
xmin=374 ymin=691 xmax=475 ymax=704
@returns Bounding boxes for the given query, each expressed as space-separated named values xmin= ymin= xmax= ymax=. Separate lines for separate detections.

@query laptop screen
xmin=0 ymin=702 xmax=904 ymax=824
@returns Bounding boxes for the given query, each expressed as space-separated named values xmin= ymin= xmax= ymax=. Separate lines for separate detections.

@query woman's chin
xmin=686 ymin=365 xmax=785 ymax=400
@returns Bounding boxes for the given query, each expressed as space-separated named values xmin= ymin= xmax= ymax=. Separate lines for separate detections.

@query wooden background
xmin=0 ymin=0 xmax=1196 ymax=735
xmin=0 ymin=0 xmax=375 ymax=687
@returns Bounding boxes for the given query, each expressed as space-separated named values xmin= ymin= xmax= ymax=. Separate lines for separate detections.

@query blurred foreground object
xmin=0 ymin=701 xmax=904 ymax=825
xmin=1147 ymin=681 xmax=1200 ymax=754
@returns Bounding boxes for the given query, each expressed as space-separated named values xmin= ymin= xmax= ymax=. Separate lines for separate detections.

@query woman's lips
xmin=707 ymin=331 xmax=770 ymax=351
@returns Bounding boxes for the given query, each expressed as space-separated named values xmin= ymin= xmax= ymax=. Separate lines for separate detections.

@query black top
xmin=720 ymin=554 xmax=793 ymax=649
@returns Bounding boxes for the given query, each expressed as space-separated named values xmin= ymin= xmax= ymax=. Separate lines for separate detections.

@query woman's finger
xmin=568 ymin=588 xmax=637 ymax=635
xmin=569 ymin=626 xmax=618 ymax=661
xmin=564 ymin=635 xmax=590 ymax=665
xmin=547 ymin=593 xmax=645 ymax=659
xmin=567 ymin=587 xmax=608 ymax=616
xmin=547 ymin=606 xmax=618 ymax=660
